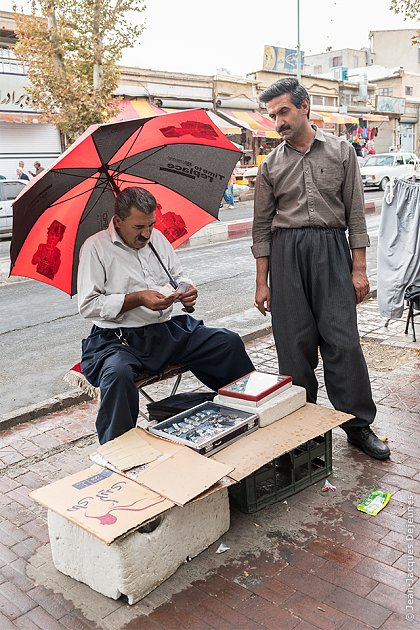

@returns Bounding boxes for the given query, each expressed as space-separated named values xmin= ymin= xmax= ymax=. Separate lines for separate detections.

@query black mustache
xmin=136 ymin=235 xmax=149 ymax=242
xmin=279 ymin=125 xmax=290 ymax=133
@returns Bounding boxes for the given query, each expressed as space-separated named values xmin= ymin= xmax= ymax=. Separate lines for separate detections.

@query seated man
xmin=78 ymin=186 xmax=255 ymax=444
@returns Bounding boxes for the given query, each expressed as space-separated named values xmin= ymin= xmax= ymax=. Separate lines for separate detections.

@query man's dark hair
xmin=259 ymin=78 xmax=310 ymax=119
xmin=115 ymin=187 xmax=157 ymax=219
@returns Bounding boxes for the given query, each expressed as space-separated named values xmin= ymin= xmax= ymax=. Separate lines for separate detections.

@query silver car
xmin=0 ymin=179 xmax=27 ymax=237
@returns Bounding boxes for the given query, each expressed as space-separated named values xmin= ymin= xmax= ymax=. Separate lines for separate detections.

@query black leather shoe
xmin=346 ymin=427 xmax=390 ymax=460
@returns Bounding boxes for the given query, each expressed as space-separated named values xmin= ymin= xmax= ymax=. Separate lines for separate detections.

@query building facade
xmin=0 ymin=11 xmax=62 ymax=179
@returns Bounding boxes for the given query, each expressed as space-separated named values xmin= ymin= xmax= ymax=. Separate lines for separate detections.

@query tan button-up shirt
xmin=252 ymin=127 xmax=370 ymax=258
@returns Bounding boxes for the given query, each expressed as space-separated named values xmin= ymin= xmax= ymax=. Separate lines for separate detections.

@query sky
xmin=6 ymin=0 xmax=419 ymax=77
xmin=118 ymin=0 xmax=419 ymax=75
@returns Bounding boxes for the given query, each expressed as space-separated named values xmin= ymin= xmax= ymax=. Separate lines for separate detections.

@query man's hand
xmin=175 ymin=284 xmax=198 ymax=309
xmin=352 ymin=270 xmax=370 ymax=304
xmin=138 ymin=290 xmax=177 ymax=311
xmin=255 ymin=283 xmax=271 ymax=316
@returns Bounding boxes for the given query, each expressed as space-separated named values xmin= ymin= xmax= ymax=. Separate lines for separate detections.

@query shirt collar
xmin=313 ymin=125 xmax=326 ymax=142
xmin=281 ymin=124 xmax=326 ymax=155
xmin=108 ymin=216 xmax=126 ymax=246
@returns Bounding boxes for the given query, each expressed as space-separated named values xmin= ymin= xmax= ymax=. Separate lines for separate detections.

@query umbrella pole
xmin=148 ymin=242 xmax=194 ymax=313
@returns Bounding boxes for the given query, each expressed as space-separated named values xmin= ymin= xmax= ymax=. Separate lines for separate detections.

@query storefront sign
xmin=0 ymin=74 xmax=33 ymax=112
xmin=376 ymin=95 xmax=405 ymax=115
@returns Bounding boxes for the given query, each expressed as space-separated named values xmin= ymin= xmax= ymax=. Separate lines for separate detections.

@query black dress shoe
xmin=346 ymin=427 xmax=390 ymax=460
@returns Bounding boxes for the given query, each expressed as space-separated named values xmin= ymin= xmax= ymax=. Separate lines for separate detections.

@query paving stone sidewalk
xmin=0 ymin=297 xmax=418 ymax=629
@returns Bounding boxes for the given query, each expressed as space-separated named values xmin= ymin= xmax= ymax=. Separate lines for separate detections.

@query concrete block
xmin=214 ymin=385 xmax=307 ymax=427
xmin=48 ymin=488 xmax=230 ymax=604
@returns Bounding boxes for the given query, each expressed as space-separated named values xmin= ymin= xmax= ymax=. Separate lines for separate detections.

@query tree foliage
xmin=389 ymin=0 xmax=419 ymax=44
xmin=13 ymin=0 xmax=146 ymax=143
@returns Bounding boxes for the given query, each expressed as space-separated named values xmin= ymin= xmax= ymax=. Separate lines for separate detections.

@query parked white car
xmin=360 ymin=152 xmax=420 ymax=191
xmin=0 ymin=179 xmax=27 ymax=237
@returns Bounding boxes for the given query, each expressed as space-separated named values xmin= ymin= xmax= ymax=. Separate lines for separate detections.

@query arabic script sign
xmin=0 ymin=74 xmax=33 ymax=112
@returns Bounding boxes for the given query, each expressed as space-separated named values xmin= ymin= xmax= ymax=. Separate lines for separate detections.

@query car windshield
xmin=0 ymin=182 xmax=26 ymax=201
xmin=363 ymin=156 xmax=394 ymax=167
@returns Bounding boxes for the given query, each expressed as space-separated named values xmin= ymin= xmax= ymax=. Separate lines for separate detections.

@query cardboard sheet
xmin=133 ymin=447 xmax=233 ymax=506
xmin=30 ymin=465 xmax=174 ymax=544
xmin=96 ymin=430 xmax=161 ymax=470
xmin=91 ymin=428 xmax=234 ymax=506
xmin=212 ymin=403 xmax=351 ymax=481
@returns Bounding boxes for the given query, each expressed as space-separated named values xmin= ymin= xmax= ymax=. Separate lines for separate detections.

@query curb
xmin=180 ymin=199 xmax=382 ymax=249
xmin=0 ymin=324 xmax=273 ymax=432
xmin=364 ymin=199 xmax=382 ymax=214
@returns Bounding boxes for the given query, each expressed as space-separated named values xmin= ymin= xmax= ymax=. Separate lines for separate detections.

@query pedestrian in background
xmin=222 ymin=169 xmax=236 ymax=209
xmin=252 ymin=77 xmax=389 ymax=461
xmin=18 ymin=160 xmax=29 ymax=179
xmin=29 ymin=161 xmax=44 ymax=177
xmin=16 ymin=168 xmax=30 ymax=181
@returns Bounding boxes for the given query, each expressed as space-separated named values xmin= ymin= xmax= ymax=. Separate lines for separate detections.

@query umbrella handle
xmin=149 ymin=242 xmax=195 ymax=313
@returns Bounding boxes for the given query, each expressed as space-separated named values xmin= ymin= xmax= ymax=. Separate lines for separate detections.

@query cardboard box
xmin=31 ymin=403 xmax=351 ymax=544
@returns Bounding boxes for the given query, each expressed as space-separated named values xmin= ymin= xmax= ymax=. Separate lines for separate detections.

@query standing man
xmin=78 ymin=186 xmax=254 ymax=444
xmin=252 ymin=78 xmax=389 ymax=460
xmin=29 ymin=161 xmax=44 ymax=177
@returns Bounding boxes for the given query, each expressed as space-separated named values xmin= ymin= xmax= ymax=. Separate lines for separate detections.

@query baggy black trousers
xmin=81 ymin=314 xmax=255 ymax=444
xmin=269 ymin=227 xmax=376 ymax=431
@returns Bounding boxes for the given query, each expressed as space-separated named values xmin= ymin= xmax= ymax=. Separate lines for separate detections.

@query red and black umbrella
xmin=10 ymin=109 xmax=240 ymax=295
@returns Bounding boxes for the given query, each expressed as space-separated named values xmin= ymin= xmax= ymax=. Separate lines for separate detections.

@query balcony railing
xmin=0 ymin=48 xmax=26 ymax=75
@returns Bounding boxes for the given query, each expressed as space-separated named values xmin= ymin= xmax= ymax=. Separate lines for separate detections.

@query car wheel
xmin=379 ymin=177 xmax=389 ymax=191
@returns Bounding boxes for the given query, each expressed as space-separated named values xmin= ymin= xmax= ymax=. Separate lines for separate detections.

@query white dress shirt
xmin=77 ymin=220 xmax=188 ymax=329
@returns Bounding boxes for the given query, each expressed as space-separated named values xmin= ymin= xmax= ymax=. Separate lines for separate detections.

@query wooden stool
xmin=64 ymin=363 xmax=188 ymax=420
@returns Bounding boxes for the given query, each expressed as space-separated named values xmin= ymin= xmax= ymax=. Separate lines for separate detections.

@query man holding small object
xmin=78 ymin=186 xmax=254 ymax=444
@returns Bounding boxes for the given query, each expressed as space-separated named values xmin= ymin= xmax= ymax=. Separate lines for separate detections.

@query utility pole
xmin=296 ymin=0 xmax=302 ymax=82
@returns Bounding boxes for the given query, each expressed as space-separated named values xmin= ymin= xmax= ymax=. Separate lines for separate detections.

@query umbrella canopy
xmin=10 ymin=109 xmax=240 ymax=295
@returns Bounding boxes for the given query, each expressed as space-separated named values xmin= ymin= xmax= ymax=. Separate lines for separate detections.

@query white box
xmin=48 ymin=488 xmax=230 ymax=604
xmin=214 ymin=385 xmax=307 ymax=428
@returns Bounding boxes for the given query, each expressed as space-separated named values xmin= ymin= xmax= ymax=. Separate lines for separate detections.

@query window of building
xmin=310 ymin=94 xmax=338 ymax=107
xmin=331 ymin=56 xmax=342 ymax=67
xmin=405 ymin=86 xmax=413 ymax=96
xmin=314 ymin=64 xmax=323 ymax=73
xmin=378 ymin=87 xmax=393 ymax=96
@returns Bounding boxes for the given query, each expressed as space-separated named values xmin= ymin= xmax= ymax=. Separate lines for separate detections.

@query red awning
xmin=113 ymin=99 xmax=166 ymax=121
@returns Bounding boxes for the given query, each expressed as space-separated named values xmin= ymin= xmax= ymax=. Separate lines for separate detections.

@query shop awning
xmin=361 ymin=114 xmax=389 ymax=122
xmin=309 ymin=111 xmax=323 ymax=121
xmin=113 ymin=99 xmax=166 ymax=121
xmin=218 ymin=109 xmax=280 ymax=139
xmin=0 ymin=111 xmax=41 ymax=124
xmin=207 ymin=111 xmax=241 ymax=135
xmin=319 ymin=112 xmax=359 ymax=124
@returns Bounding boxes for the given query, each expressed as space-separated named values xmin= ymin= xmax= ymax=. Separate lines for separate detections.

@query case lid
xmin=218 ymin=371 xmax=292 ymax=402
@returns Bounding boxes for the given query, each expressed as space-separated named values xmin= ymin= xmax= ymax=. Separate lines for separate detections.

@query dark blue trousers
xmin=81 ymin=315 xmax=255 ymax=444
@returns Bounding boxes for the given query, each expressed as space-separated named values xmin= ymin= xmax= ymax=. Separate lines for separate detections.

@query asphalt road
xmin=0 ymin=189 xmax=384 ymax=260
xmin=0 ymin=214 xmax=380 ymax=417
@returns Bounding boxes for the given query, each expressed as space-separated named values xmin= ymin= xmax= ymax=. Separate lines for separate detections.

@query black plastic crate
xmin=228 ymin=430 xmax=332 ymax=513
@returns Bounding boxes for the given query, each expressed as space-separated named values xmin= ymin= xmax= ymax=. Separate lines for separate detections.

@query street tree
xmin=389 ymin=0 xmax=419 ymax=43
xmin=13 ymin=0 xmax=146 ymax=144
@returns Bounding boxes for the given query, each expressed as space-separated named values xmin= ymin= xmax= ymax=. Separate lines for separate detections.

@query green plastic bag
xmin=357 ymin=488 xmax=391 ymax=516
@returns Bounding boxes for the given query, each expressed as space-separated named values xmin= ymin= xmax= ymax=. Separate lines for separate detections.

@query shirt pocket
xmin=313 ymin=166 xmax=342 ymax=193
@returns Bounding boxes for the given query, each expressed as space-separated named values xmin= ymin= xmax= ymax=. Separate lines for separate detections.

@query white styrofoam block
xmin=214 ymin=385 xmax=307 ymax=427
xmin=48 ymin=488 xmax=230 ymax=604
